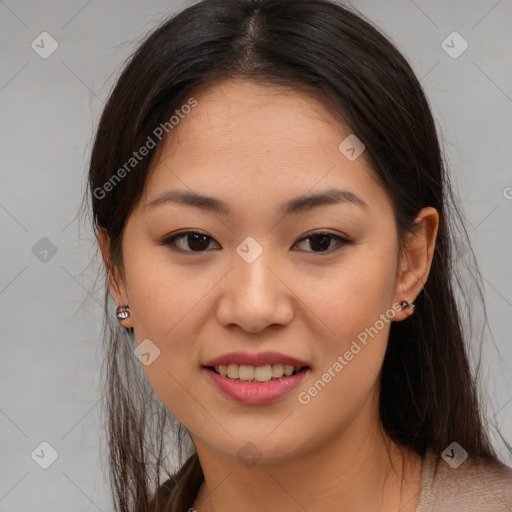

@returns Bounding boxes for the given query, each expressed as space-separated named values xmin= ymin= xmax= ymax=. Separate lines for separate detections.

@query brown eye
xmin=161 ymin=230 xmax=351 ymax=254
xmin=162 ymin=231 xmax=220 ymax=252
xmin=293 ymin=231 xmax=351 ymax=253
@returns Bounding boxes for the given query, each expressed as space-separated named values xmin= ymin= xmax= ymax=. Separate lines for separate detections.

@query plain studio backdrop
xmin=0 ymin=0 xmax=511 ymax=510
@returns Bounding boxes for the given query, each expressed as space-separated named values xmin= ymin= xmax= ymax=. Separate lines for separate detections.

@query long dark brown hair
xmin=85 ymin=0 xmax=510 ymax=510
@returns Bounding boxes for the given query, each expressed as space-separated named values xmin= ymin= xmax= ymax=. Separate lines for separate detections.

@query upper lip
xmin=203 ymin=351 xmax=310 ymax=368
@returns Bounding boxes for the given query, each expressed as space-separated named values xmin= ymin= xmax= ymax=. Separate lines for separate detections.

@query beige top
xmin=150 ymin=449 xmax=512 ymax=511
xmin=415 ymin=450 xmax=512 ymax=511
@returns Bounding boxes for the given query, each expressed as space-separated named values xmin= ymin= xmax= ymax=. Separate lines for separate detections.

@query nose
xmin=216 ymin=246 xmax=294 ymax=334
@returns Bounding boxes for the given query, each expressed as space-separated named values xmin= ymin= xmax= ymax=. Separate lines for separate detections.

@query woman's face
xmin=104 ymin=79 xmax=434 ymax=464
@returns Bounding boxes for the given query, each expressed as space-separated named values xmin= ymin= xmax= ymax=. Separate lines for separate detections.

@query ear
xmin=97 ymin=228 xmax=133 ymax=328
xmin=392 ymin=207 xmax=439 ymax=322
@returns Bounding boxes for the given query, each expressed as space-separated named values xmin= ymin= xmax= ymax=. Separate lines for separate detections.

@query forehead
xmin=166 ymin=79 xmax=349 ymax=157
xmin=141 ymin=79 xmax=390 ymax=216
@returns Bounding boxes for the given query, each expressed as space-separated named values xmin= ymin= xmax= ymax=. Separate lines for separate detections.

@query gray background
xmin=1 ymin=0 xmax=511 ymax=510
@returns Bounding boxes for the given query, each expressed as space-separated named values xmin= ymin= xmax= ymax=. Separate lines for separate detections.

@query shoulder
xmin=416 ymin=449 xmax=512 ymax=512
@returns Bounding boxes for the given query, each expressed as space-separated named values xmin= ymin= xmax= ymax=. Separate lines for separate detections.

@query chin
xmin=210 ymin=429 xmax=302 ymax=466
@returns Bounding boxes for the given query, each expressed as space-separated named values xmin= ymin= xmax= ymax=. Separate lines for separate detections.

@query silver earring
xmin=116 ymin=305 xmax=130 ymax=320
xmin=400 ymin=300 xmax=415 ymax=312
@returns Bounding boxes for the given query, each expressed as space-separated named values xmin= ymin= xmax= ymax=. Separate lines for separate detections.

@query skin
xmin=99 ymin=79 xmax=439 ymax=511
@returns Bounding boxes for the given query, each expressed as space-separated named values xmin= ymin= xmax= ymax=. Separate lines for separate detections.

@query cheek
xmin=125 ymin=242 xmax=209 ymax=337
xmin=119 ymin=244 xmax=203 ymax=377
xmin=305 ymin=240 xmax=398 ymax=350
xmin=289 ymin=253 xmax=398 ymax=446
xmin=121 ymin=225 xmax=399 ymax=440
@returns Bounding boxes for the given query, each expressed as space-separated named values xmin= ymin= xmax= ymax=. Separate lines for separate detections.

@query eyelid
xmin=294 ymin=230 xmax=352 ymax=253
xmin=160 ymin=229 xmax=218 ymax=251
xmin=299 ymin=229 xmax=351 ymax=244
xmin=160 ymin=229 xmax=352 ymax=253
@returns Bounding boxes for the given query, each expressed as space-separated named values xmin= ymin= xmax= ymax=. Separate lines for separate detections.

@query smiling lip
xmin=203 ymin=351 xmax=310 ymax=368
xmin=203 ymin=366 xmax=310 ymax=404
xmin=202 ymin=351 xmax=311 ymax=405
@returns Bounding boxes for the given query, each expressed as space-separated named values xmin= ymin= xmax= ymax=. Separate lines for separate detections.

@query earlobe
xmin=97 ymin=228 xmax=134 ymax=329
xmin=392 ymin=207 xmax=439 ymax=321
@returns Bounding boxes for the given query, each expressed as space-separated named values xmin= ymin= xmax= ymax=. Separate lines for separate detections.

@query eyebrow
xmin=145 ymin=187 xmax=368 ymax=216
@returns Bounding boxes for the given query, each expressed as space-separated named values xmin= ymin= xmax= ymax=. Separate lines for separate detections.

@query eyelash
xmin=160 ymin=229 xmax=352 ymax=254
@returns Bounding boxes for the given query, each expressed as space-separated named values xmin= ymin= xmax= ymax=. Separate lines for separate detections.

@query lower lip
xmin=203 ymin=367 xmax=310 ymax=405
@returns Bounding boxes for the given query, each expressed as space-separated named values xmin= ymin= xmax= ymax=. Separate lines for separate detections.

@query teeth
xmin=215 ymin=363 xmax=302 ymax=382
xmin=283 ymin=364 xmax=294 ymax=376
xmin=239 ymin=364 xmax=255 ymax=381
xmin=271 ymin=364 xmax=284 ymax=377
xmin=226 ymin=364 xmax=238 ymax=379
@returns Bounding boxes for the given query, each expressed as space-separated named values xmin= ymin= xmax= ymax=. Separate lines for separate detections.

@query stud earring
xmin=400 ymin=300 xmax=415 ymax=313
xmin=116 ymin=305 xmax=130 ymax=320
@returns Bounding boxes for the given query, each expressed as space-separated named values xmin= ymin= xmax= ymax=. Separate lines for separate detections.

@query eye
xmin=161 ymin=229 xmax=351 ymax=254
xmin=293 ymin=230 xmax=351 ymax=253
xmin=161 ymin=230 xmax=220 ymax=253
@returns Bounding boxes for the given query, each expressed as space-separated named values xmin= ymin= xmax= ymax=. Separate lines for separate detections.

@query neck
xmin=190 ymin=398 xmax=423 ymax=512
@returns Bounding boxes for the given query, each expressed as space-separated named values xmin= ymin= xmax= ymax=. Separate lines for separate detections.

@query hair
xmin=85 ymin=0 xmax=510 ymax=511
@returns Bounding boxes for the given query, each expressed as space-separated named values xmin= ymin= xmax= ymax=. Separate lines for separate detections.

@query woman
xmin=87 ymin=0 xmax=512 ymax=510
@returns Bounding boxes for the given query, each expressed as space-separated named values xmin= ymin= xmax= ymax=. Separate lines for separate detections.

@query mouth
xmin=203 ymin=363 xmax=311 ymax=404
xmin=203 ymin=364 xmax=310 ymax=383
